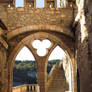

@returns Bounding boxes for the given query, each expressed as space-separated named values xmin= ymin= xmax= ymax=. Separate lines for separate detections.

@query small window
xmin=57 ymin=0 xmax=68 ymax=8
xmin=36 ymin=0 xmax=44 ymax=8
xmin=57 ymin=0 xmax=61 ymax=8
xmin=16 ymin=0 xmax=24 ymax=7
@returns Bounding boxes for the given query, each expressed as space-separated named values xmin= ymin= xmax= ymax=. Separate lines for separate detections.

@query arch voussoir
xmin=7 ymin=24 xmax=74 ymax=40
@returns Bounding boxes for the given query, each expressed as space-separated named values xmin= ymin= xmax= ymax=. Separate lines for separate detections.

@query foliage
xmin=13 ymin=59 xmax=61 ymax=86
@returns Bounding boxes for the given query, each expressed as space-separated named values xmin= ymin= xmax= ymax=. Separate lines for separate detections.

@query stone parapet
xmin=5 ymin=7 xmax=73 ymax=31
xmin=13 ymin=84 xmax=40 ymax=92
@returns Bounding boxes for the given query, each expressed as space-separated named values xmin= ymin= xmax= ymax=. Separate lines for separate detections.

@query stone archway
xmin=7 ymin=24 xmax=74 ymax=40
xmin=7 ymin=32 xmax=76 ymax=92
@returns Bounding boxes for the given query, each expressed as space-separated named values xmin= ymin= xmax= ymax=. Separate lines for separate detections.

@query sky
xmin=16 ymin=0 xmax=60 ymax=8
xmin=16 ymin=45 xmax=65 ymax=60
xmin=15 ymin=40 xmax=65 ymax=61
xmin=15 ymin=0 xmax=64 ymax=60
xmin=36 ymin=0 xmax=60 ymax=8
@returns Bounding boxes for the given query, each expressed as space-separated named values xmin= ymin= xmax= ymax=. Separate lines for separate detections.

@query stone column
xmin=75 ymin=0 xmax=91 ymax=92
xmin=85 ymin=0 xmax=92 ymax=91
xmin=45 ymin=0 xmax=48 ymax=8
xmin=45 ymin=0 xmax=56 ymax=8
xmin=0 ymin=28 xmax=8 ymax=92
xmin=37 ymin=57 xmax=47 ymax=92
xmin=24 ymin=0 xmax=27 ymax=7
xmin=75 ymin=24 xmax=90 ymax=92
xmin=34 ymin=0 xmax=36 ymax=8
xmin=55 ymin=0 xmax=57 ymax=8
xmin=0 ymin=44 xmax=7 ymax=92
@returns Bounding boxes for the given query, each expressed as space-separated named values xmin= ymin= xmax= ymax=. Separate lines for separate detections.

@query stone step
xmin=46 ymin=65 xmax=69 ymax=92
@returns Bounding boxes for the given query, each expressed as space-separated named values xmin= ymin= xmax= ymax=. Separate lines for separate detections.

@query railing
xmin=13 ymin=84 xmax=40 ymax=92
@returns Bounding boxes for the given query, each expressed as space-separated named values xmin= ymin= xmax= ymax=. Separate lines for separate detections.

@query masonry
xmin=0 ymin=0 xmax=92 ymax=92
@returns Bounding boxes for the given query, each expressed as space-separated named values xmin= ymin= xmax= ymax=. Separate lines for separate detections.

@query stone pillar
xmin=85 ymin=0 xmax=92 ymax=91
xmin=45 ymin=0 xmax=57 ymax=8
xmin=25 ymin=0 xmax=36 ymax=8
xmin=75 ymin=0 xmax=91 ymax=92
xmin=34 ymin=0 xmax=36 ymax=8
xmin=14 ymin=0 xmax=16 ymax=7
xmin=37 ymin=57 xmax=47 ymax=92
xmin=0 ymin=27 xmax=8 ymax=92
xmin=8 ymin=69 xmax=13 ymax=92
xmin=75 ymin=23 xmax=90 ymax=92
xmin=24 ymin=0 xmax=26 ymax=7
xmin=0 ymin=44 xmax=7 ymax=92
xmin=9 ymin=0 xmax=14 ymax=7
xmin=55 ymin=0 xmax=57 ymax=8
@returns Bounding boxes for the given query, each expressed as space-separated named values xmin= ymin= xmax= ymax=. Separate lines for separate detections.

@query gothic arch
xmin=7 ymin=32 xmax=76 ymax=92
xmin=7 ymin=24 xmax=74 ymax=40
xmin=45 ymin=45 xmax=75 ymax=92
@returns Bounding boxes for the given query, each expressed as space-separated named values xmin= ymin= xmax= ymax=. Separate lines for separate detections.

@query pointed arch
xmin=46 ymin=45 xmax=72 ymax=92
xmin=15 ymin=46 xmax=35 ymax=61
xmin=48 ymin=46 xmax=65 ymax=60
xmin=47 ymin=45 xmax=65 ymax=76
xmin=7 ymin=32 xmax=76 ymax=92
xmin=7 ymin=24 xmax=74 ymax=40
xmin=13 ymin=46 xmax=37 ymax=86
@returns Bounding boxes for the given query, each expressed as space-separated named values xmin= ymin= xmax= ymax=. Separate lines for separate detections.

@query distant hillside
xmin=13 ymin=59 xmax=61 ymax=86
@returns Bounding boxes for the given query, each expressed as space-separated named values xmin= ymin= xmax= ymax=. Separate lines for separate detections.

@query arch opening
xmin=13 ymin=46 xmax=37 ymax=87
xmin=36 ymin=0 xmax=44 ymax=8
xmin=15 ymin=0 xmax=24 ymax=7
xmin=46 ymin=45 xmax=73 ymax=92
xmin=47 ymin=46 xmax=65 ymax=75
xmin=8 ymin=32 xmax=76 ymax=92
xmin=57 ymin=0 xmax=61 ymax=8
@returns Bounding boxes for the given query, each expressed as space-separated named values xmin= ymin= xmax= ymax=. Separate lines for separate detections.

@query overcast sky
xmin=16 ymin=46 xmax=65 ymax=60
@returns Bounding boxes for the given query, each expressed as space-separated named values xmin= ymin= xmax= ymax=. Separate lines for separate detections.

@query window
xmin=16 ymin=0 xmax=24 ymax=7
xmin=14 ymin=46 xmax=37 ymax=87
xmin=32 ymin=39 xmax=51 ymax=56
xmin=57 ymin=0 xmax=61 ymax=8
xmin=36 ymin=0 xmax=44 ymax=8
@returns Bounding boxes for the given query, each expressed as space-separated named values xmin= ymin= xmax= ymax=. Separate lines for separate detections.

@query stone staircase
xmin=46 ymin=64 xmax=69 ymax=92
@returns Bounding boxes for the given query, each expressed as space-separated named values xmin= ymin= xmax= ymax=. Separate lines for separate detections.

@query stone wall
xmin=1 ymin=7 xmax=73 ymax=31
xmin=0 ymin=6 xmax=8 ymax=28
xmin=0 ymin=44 xmax=8 ymax=92
xmin=85 ymin=0 xmax=92 ymax=91
xmin=0 ymin=0 xmax=74 ymax=32
xmin=75 ymin=0 xmax=92 ymax=92
xmin=75 ymin=23 xmax=89 ymax=92
xmin=0 ymin=1 xmax=76 ymax=92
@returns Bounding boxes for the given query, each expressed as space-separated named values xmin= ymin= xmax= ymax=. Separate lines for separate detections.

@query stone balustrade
xmin=13 ymin=84 xmax=40 ymax=92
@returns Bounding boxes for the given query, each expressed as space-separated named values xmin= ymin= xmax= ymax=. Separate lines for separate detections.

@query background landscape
xmin=13 ymin=59 xmax=61 ymax=86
